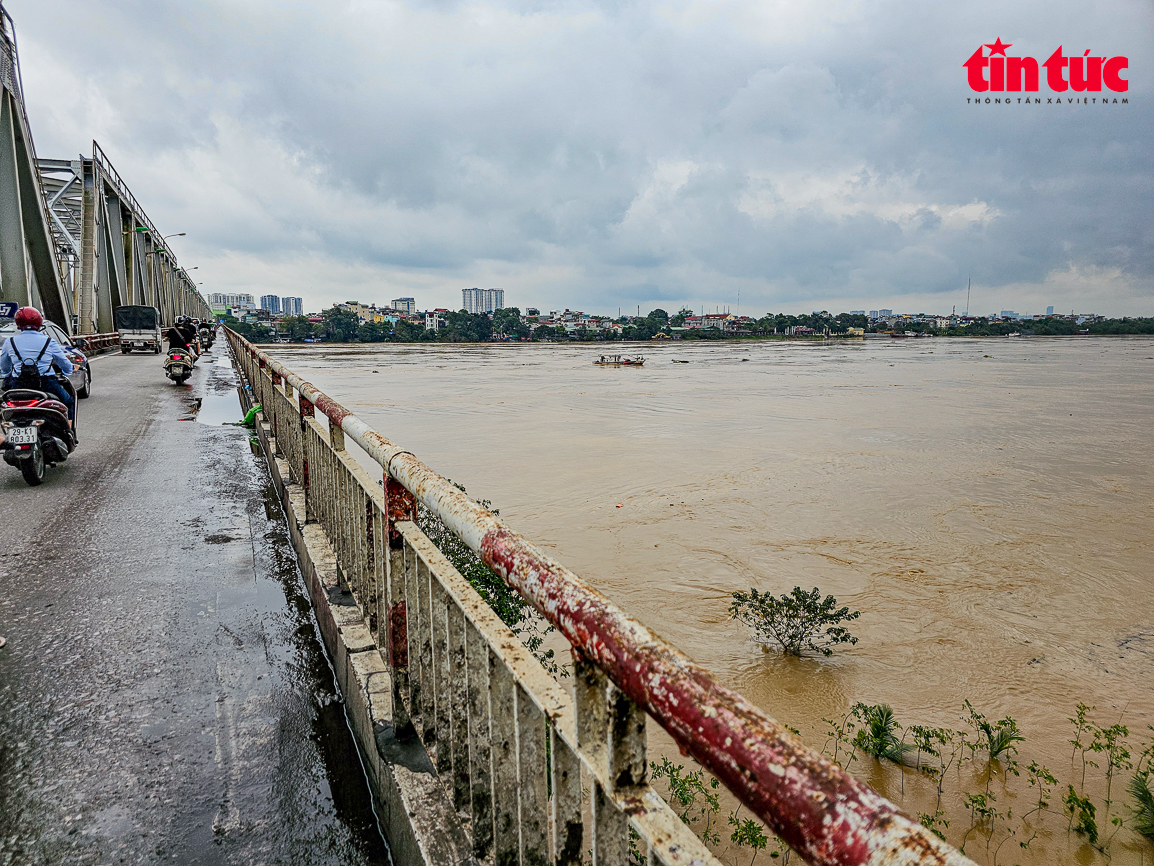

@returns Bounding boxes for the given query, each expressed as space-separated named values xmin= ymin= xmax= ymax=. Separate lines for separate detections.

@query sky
xmin=10 ymin=0 xmax=1153 ymax=317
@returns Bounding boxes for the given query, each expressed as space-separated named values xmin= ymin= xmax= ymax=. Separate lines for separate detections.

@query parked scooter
xmin=0 ymin=380 xmax=77 ymax=486
xmin=164 ymin=348 xmax=195 ymax=385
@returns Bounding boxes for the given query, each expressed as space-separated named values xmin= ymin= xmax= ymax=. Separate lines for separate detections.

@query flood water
xmin=268 ymin=337 xmax=1154 ymax=864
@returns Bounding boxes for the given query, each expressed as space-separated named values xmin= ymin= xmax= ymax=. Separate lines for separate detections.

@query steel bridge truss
xmin=37 ymin=144 xmax=210 ymax=333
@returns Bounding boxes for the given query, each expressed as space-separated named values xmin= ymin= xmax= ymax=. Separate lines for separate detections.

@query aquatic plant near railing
xmin=964 ymin=700 xmax=1024 ymax=765
xmin=853 ymin=702 xmax=913 ymax=763
xmin=918 ymin=809 xmax=950 ymax=842
xmin=416 ymin=481 xmax=565 ymax=678
xmin=751 ymin=695 xmax=1154 ymax=862
xmin=727 ymin=810 xmax=770 ymax=865
xmin=821 ymin=709 xmax=860 ymax=770
xmin=649 ymin=756 xmax=790 ymax=865
xmin=651 ymin=756 xmax=723 ymax=845
xmin=1091 ymin=720 xmax=1131 ymax=839
xmin=960 ymin=790 xmax=1012 ymax=863
xmin=1064 ymin=785 xmax=1099 ymax=847
xmin=1128 ymin=726 xmax=1154 ymax=841
xmin=1070 ymin=702 xmax=1097 ymax=789
xmin=908 ymin=724 xmax=957 ymax=794
xmin=728 ymin=586 xmax=859 ymax=657
xmin=1018 ymin=760 xmax=1057 ymax=851
xmin=1129 ymin=770 xmax=1154 ymax=840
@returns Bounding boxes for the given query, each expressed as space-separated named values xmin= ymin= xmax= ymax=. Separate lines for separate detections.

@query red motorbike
xmin=0 ymin=380 xmax=77 ymax=486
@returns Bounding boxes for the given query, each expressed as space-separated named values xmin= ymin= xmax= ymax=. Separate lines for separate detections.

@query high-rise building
xmin=208 ymin=292 xmax=254 ymax=308
xmin=850 ymin=310 xmax=866 ymax=316
xmin=259 ymin=295 xmax=281 ymax=314
xmin=462 ymin=287 xmax=505 ymax=314
xmin=391 ymin=297 xmax=416 ymax=313
xmin=1046 ymin=305 xmax=1055 ymax=316
xmin=869 ymin=310 xmax=879 ymax=318
xmin=878 ymin=309 xmax=893 ymax=317
xmin=281 ymin=297 xmax=304 ymax=317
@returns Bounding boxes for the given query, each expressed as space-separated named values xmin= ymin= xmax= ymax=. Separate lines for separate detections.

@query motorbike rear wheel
xmin=20 ymin=445 xmax=45 ymax=486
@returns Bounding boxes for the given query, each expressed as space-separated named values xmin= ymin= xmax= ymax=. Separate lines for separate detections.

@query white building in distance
xmin=462 ymin=287 xmax=505 ymax=314
xmin=209 ymin=292 xmax=254 ymax=309
xmin=391 ymin=297 xmax=416 ymax=313
xmin=281 ymin=297 xmax=304 ymax=316
xmin=259 ymin=295 xmax=281 ymax=314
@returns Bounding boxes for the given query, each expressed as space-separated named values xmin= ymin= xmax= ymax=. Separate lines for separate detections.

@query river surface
xmin=268 ymin=337 xmax=1154 ymax=864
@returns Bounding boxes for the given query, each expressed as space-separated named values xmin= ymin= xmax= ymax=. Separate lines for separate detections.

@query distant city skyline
xmin=281 ymin=291 xmax=1112 ymax=322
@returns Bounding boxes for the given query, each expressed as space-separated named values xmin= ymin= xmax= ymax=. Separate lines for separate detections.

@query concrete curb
xmin=238 ymin=388 xmax=476 ymax=865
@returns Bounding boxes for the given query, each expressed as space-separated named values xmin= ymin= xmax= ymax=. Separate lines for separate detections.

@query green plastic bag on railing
xmin=240 ymin=404 xmax=262 ymax=428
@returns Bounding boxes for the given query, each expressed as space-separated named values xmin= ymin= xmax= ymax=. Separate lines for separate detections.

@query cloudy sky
xmin=12 ymin=0 xmax=1153 ymax=316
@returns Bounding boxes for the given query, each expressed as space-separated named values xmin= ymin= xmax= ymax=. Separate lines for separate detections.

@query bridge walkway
xmin=0 ymin=347 xmax=389 ymax=864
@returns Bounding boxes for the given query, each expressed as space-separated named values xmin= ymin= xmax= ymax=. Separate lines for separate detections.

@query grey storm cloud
xmin=12 ymin=0 xmax=1153 ymax=315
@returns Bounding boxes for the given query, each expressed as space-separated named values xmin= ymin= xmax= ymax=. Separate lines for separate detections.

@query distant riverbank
xmin=227 ymin=309 xmax=1153 ymax=345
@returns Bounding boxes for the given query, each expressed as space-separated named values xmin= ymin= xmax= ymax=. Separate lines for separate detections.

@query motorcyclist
xmin=179 ymin=317 xmax=201 ymax=355
xmin=165 ymin=318 xmax=190 ymax=350
xmin=0 ymin=307 xmax=75 ymax=425
xmin=166 ymin=317 xmax=199 ymax=357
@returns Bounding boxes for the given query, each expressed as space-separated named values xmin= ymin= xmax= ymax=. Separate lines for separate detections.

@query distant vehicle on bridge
xmin=115 ymin=305 xmax=162 ymax=354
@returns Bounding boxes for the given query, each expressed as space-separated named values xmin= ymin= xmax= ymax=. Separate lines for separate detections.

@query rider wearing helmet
xmin=0 ymin=306 xmax=75 ymax=424
xmin=165 ymin=317 xmax=191 ymax=351
xmin=177 ymin=316 xmax=200 ymax=354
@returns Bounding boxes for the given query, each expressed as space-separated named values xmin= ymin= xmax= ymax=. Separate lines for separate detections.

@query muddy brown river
xmin=268 ymin=336 xmax=1154 ymax=864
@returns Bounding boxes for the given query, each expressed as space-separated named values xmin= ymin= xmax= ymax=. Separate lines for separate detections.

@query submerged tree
xmin=729 ymin=587 xmax=859 ymax=657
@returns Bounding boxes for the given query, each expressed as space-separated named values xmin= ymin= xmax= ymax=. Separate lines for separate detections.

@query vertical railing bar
xmin=466 ymin=619 xmax=494 ymax=859
xmin=489 ymin=648 xmax=519 ymax=866
xmin=354 ymin=481 xmax=364 ymax=601
xmin=592 ymin=783 xmax=628 ymax=866
xmin=608 ymin=681 xmax=648 ymax=789
xmin=405 ymin=539 xmax=423 ymax=729
xmin=359 ymin=485 xmax=370 ymax=605
xmin=431 ymin=576 xmax=452 ymax=776
xmin=385 ymin=480 xmax=413 ymax=733
xmin=417 ymin=556 xmax=436 ymax=749
xmin=516 ymin=682 xmax=548 ymax=866
xmin=368 ymin=497 xmax=381 ymax=637
xmin=447 ymin=602 xmax=470 ymax=816
xmin=550 ymin=725 xmax=583 ymax=865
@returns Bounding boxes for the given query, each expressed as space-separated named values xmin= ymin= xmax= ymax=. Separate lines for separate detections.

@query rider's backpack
xmin=10 ymin=336 xmax=50 ymax=390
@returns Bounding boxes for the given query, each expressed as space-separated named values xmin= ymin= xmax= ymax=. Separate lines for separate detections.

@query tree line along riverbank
xmin=223 ymin=307 xmax=1154 ymax=345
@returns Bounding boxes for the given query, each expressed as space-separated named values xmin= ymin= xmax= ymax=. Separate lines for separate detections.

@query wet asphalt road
xmin=0 ymin=346 xmax=390 ymax=865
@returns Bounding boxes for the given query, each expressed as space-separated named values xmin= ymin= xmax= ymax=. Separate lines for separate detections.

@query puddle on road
xmin=196 ymin=391 xmax=243 ymax=426
xmin=196 ymin=351 xmax=245 ymax=426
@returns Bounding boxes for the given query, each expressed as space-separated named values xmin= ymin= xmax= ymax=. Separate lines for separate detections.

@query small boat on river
xmin=594 ymin=354 xmax=645 ymax=366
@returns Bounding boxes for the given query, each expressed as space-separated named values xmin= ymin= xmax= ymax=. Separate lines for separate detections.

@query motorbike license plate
xmin=5 ymin=427 xmax=38 ymax=445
